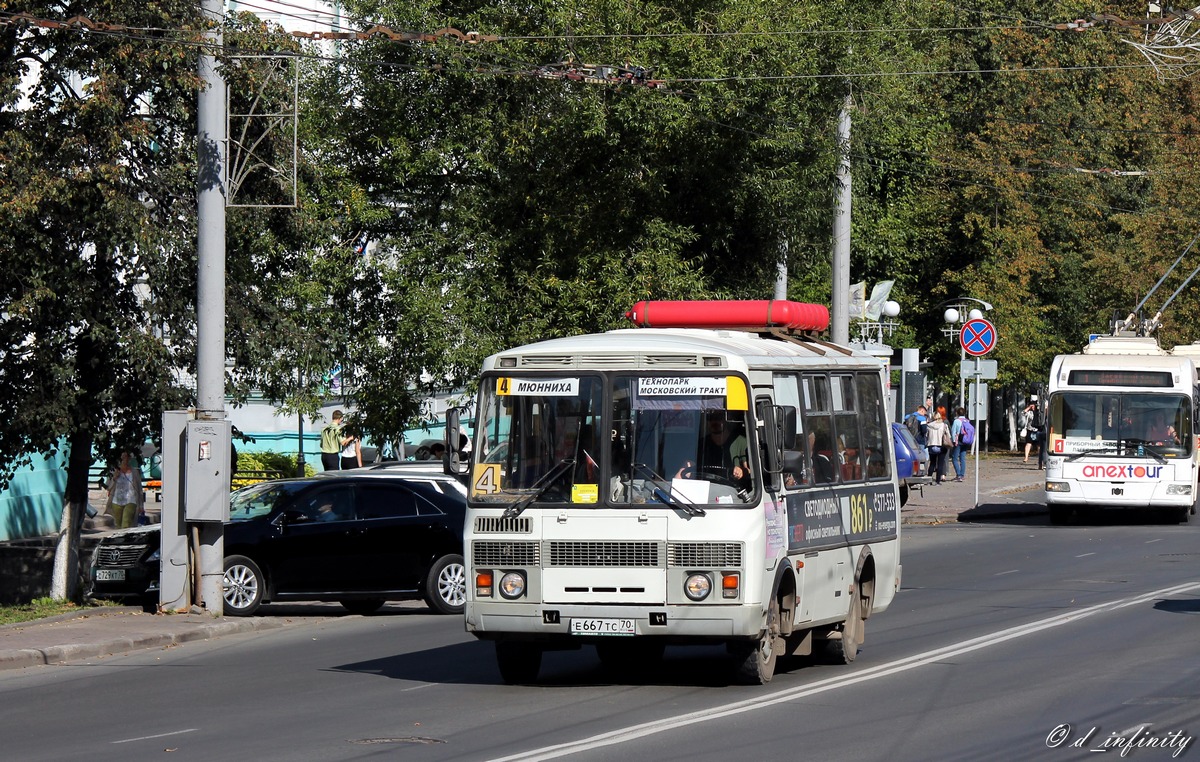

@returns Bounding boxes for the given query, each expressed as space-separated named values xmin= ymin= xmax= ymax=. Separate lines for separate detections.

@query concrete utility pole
xmin=774 ymin=238 xmax=788 ymax=301
xmin=194 ymin=0 xmax=229 ymax=615
xmin=831 ymin=92 xmax=852 ymax=345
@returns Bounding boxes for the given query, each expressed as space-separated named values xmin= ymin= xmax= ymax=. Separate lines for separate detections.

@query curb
xmin=0 ymin=616 xmax=288 ymax=671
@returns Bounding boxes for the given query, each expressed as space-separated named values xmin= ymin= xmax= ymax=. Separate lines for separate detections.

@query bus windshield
xmin=1050 ymin=391 xmax=1193 ymax=456
xmin=471 ymin=374 xmax=754 ymax=507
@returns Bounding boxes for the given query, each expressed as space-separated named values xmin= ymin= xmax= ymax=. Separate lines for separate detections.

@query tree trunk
xmin=50 ymin=429 xmax=95 ymax=602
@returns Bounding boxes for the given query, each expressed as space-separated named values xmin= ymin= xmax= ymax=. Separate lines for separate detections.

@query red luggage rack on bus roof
xmin=625 ymin=300 xmax=830 ymax=337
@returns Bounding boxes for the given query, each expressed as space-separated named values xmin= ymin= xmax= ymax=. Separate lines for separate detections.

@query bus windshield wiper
xmin=503 ymin=458 xmax=575 ymax=519
xmin=1065 ymin=447 xmax=1117 ymax=462
xmin=633 ymin=464 xmax=706 ymax=517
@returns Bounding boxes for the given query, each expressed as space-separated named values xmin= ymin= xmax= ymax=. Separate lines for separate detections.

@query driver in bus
xmin=675 ymin=411 xmax=750 ymax=486
xmin=1145 ymin=411 xmax=1173 ymax=444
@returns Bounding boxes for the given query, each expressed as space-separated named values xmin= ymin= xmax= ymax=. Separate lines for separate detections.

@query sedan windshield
xmin=229 ymin=481 xmax=308 ymax=521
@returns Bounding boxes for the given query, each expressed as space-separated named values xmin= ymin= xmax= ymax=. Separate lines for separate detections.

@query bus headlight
xmin=498 ymin=571 xmax=526 ymax=599
xmin=684 ymin=573 xmax=712 ymax=601
xmin=1166 ymin=484 xmax=1193 ymax=495
xmin=1045 ymin=481 xmax=1071 ymax=493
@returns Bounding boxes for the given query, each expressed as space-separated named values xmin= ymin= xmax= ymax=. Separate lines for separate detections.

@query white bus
xmin=1044 ymin=336 xmax=1198 ymax=524
xmin=451 ymin=300 xmax=902 ymax=685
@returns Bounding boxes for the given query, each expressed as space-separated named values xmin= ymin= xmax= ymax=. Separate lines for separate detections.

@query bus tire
xmin=732 ymin=596 xmax=781 ymax=685
xmin=496 ymin=641 xmax=542 ymax=685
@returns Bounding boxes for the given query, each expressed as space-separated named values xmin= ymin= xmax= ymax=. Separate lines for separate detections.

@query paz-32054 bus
xmin=450 ymin=300 xmax=902 ymax=685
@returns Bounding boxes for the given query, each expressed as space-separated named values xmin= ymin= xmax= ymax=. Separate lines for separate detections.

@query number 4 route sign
xmin=960 ymin=318 xmax=997 ymax=357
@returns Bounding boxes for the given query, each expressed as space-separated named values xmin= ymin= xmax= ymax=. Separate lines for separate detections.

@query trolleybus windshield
xmin=1050 ymin=391 xmax=1193 ymax=457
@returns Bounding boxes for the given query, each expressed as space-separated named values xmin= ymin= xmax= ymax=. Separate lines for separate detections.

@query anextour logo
xmin=1080 ymin=464 xmax=1164 ymax=479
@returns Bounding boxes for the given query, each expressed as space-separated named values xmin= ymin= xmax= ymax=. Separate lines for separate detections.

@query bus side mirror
xmin=445 ymin=407 xmax=469 ymax=477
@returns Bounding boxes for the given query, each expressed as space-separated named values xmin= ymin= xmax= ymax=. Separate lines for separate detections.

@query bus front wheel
xmin=732 ymin=596 xmax=781 ymax=685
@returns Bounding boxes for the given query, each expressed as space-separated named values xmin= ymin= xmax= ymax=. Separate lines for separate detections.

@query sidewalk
xmin=0 ymin=452 xmax=1045 ymax=672
xmin=902 ymin=450 xmax=1047 ymax=524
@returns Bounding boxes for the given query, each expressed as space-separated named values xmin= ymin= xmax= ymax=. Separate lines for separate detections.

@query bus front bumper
xmin=465 ymin=600 xmax=765 ymax=642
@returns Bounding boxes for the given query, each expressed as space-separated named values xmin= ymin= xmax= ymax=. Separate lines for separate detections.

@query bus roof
xmin=482 ymin=328 xmax=883 ymax=373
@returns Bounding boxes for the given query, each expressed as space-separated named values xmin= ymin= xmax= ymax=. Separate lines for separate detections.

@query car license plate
xmin=95 ymin=569 xmax=125 ymax=582
xmin=569 ymin=618 xmax=635 ymax=636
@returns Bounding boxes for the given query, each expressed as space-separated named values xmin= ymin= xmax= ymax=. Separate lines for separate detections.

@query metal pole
xmin=973 ymin=362 xmax=981 ymax=508
xmin=194 ymin=0 xmax=227 ymax=615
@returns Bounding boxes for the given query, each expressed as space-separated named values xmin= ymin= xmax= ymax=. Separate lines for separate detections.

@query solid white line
xmin=1076 ymin=552 xmax=1096 ymax=558
xmin=486 ymin=580 xmax=1200 ymax=762
xmin=995 ymin=569 xmax=1020 ymax=576
xmin=1146 ymin=538 xmax=1163 ymax=544
xmin=112 ymin=728 xmax=198 ymax=744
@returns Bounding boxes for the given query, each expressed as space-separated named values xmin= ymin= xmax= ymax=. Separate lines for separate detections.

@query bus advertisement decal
xmin=785 ymin=485 xmax=898 ymax=550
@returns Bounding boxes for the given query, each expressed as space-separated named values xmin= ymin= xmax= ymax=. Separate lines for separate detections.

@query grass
xmin=0 ymin=597 xmax=117 ymax=627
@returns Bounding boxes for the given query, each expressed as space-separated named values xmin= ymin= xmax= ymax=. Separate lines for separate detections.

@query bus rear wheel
xmin=823 ymin=588 xmax=864 ymax=664
xmin=732 ymin=596 xmax=781 ymax=685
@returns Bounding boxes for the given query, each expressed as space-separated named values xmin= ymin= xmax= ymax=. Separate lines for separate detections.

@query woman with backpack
xmin=925 ymin=410 xmax=952 ymax=485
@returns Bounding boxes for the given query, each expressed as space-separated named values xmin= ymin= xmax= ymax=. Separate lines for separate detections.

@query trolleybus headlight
xmin=1045 ymin=481 xmax=1071 ymax=493
xmin=476 ymin=570 xmax=494 ymax=597
xmin=498 ymin=571 xmax=526 ymax=599
xmin=1167 ymin=483 xmax=1192 ymax=495
xmin=684 ymin=573 xmax=712 ymax=601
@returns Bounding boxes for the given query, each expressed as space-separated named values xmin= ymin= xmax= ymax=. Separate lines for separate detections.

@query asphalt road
xmin=3 ymin=514 xmax=1199 ymax=762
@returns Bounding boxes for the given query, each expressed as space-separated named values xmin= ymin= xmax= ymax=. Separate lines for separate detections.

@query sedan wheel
xmin=424 ymin=553 xmax=466 ymax=615
xmin=222 ymin=555 xmax=265 ymax=616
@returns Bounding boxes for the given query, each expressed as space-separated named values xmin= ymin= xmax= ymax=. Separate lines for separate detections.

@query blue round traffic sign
xmin=960 ymin=318 xmax=997 ymax=356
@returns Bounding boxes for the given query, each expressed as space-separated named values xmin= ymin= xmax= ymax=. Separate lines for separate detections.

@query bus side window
xmin=778 ymin=406 xmax=805 ymax=487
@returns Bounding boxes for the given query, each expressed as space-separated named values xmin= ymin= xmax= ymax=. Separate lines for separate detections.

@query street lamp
xmin=938 ymin=298 xmax=993 ymax=408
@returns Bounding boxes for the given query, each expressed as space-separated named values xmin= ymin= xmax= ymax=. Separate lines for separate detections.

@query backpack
xmin=959 ymin=417 xmax=976 ymax=446
xmin=320 ymin=424 xmax=341 ymax=453
xmin=904 ymin=414 xmax=922 ymax=441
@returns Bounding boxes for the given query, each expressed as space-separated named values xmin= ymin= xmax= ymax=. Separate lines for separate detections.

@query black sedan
xmin=89 ymin=467 xmax=467 ymax=616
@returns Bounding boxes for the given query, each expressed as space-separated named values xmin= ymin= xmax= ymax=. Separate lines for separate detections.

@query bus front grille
xmin=548 ymin=541 xmax=659 ymax=567
xmin=667 ymin=542 xmax=743 ymax=568
xmin=473 ymin=541 xmax=540 ymax=567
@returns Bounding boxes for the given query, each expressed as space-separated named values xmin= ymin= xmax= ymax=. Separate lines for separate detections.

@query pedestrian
xmin=950 ymin=406 xmax=969 ymax=482
xmin=320 ymin=410 xmax=345 ymax=472
xmin=1022 ymin=398 xmax=1040 ymax=464
xmin=340 ymin=419 xmax=363 ymax=470
xmin=105 ymin=451 xmax=144 ymax=529
xmin=925 ymin=411 xmax=952 ymax=484
xmin=903 ymin=404 xmax=929 ymax=449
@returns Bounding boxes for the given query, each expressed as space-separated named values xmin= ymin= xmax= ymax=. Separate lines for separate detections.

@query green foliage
xmin=235 ymin=450 xmax=312 ymax=478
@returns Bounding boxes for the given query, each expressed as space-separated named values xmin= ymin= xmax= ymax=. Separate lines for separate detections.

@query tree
xmin=0 ymin=4 xmax=205 ymax=600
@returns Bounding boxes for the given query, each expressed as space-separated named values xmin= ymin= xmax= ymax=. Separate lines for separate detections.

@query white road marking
xmin=1076 ymin=552 xmax=1096 ymax=558
xmin=487 ymin=580 xmax=1200 ymax=762
xmin=995 ymin=569 xmax=1020 ymax=576
xmin=112 ymin=728 xmax=198 ymax=744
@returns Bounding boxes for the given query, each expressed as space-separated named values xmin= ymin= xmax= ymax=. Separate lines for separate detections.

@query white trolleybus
xmin=451 ymin=300 xmax=902 ymax=685
xmin=1044 ymin=335 xmax=1199 ymax=524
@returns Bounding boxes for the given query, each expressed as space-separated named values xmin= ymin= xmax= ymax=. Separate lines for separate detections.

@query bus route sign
xmin=960 ymin=318 xmax=997 ymax=357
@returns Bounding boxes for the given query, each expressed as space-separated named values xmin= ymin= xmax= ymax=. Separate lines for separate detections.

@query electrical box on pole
xmin=184 ymin=419 xmax=231 ymax=522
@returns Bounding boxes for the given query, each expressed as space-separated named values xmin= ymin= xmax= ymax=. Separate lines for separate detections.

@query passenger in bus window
xmin=809 ymin=430 xmax=836 ymax=484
